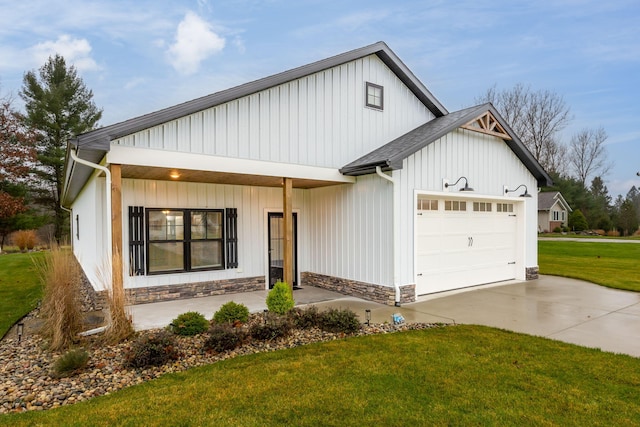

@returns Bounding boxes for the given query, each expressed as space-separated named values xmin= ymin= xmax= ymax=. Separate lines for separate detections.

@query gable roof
xmin=340 ymin=103 xmax=553 ymax=187
xmin=63 ymin=41 xmax=448 ymax=206
xmin=538 ymin=191 xmax=572 ymax=212
xmin=71 ymin=41 xmax=447 ymax=152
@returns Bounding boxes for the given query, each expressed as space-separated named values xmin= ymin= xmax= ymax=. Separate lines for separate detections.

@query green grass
xmin=2 ymin=325 xmax=639 ymax=426
xmin=0 ymin=251 xmax=44 ymax=338
xmin=539 ymin=240 xmax=640 ymax=292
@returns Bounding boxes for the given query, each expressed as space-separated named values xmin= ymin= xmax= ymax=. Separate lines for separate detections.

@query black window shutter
xmin=225 ymin=208 xmax=238 ymax=269
xmin=128 ymin=206 xmax=145 ymax=276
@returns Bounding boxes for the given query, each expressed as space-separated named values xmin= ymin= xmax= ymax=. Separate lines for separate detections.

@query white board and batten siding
xmin=71 ymin=175 xmax=109 ymax=290
xmin=111 ymin=55 xmax=434 ymax=170
xmin=119 ymin=179 xmax=308 ymax=290
xmin=393 ymin=128 xmax=538 ymax=295
xmin=307 ymin=174 xmax=394 ymax=287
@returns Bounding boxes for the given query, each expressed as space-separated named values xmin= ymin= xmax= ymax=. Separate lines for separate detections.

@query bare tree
xmin=476 ymin=84 xmax=571 ymax=174
xmin=569 ymin=127 xmax=611 ymax=186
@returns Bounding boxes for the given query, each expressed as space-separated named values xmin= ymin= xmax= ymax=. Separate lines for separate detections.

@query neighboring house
xmin=62 ymin=41 xmax=551 ymax=306
xmin=538 ymin=192 xmax=572 ymax=232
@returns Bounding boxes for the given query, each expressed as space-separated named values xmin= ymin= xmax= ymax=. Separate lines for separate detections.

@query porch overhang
xmin=106 ymin=145 xmax=355 ymax=189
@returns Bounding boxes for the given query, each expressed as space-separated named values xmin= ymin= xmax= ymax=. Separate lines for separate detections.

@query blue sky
xmin=0 ymin=0 xmax=638 ymax=197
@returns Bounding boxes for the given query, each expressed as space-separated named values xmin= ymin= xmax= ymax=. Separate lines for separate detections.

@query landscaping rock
xmin=0 ymin=314 xmax=441 ymax=414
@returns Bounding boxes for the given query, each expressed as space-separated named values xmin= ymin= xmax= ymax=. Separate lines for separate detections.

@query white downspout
xmin=375 ymin=166 xmax=401 ymax=306
xmin=69 ymin=148 xmax=112 ymax=336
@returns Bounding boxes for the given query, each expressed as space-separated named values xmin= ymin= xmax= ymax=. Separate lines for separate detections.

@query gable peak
xmin=461 ymin=111 xmax=512 ymax=140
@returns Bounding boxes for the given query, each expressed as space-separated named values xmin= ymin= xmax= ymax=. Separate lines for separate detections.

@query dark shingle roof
xmin=340 ymin=103 xmax=553 ymax=187
xmin=538 ymin=192 xmax=559 ymax=211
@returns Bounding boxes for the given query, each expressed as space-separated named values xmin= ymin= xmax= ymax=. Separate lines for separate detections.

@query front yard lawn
xmin=0 ymin=252 xmax=44 ymax=338
xmin=539 ymin=240 xmax=640 ymax=292
xmin=2 ymin=325 xmax=639 ymax=426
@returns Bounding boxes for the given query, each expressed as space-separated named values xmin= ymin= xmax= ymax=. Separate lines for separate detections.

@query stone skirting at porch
xmin=125 ymin=276 xmax=265 ymax=305
xmin=526 ymin=267 xmax=539 ymax=280
xmin=301 ymin=272 xmax=416 ymax=305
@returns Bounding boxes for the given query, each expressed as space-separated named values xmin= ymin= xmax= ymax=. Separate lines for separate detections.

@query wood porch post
xmin=110 ymin=164 xmax=123 ymax=294
xmin=282 ymin=177 xmax=293 ymax=291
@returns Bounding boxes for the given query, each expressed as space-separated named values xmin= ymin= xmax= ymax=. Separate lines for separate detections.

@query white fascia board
xmin=106 ymin=146 xmax=355 ymax=184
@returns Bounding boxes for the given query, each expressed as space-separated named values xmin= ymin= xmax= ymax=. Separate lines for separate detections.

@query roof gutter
xmin=68 ymin=148 xmax=113 ymax=291
xmin=68 ymin=148 xmax=114 ymax=335
xmin=375 ymin=166 xmax=401 ymax=306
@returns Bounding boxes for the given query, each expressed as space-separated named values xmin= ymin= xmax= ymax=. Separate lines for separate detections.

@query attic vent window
xmin=366 ymin=82 xmax=383 ymax=110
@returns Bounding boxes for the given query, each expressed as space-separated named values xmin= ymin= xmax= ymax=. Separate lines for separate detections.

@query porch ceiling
xmin=120 ymin=165 xmax=345 ymax=189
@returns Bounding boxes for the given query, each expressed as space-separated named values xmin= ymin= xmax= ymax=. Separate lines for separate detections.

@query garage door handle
xmin=417 ymin=273 xmax=423 ymax=276
xmin=468 ymin=237 xmax=474 ymax=247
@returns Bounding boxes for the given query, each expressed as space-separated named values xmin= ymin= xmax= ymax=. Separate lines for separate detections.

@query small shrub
xmin=204 ymin=324 xmax=245 ymax=353
xmin=124 ymin=330 xmax=180 ymax=368
xmin=319 ymin=308 xmax=361 ymax=334
xmin=212 ymin=301 xmax=249 ymax=324
xmin=13 ymin=230 xmax=37 ymax=252
xmin=250 ymin=312 xmax=292 ymax=341
xmin=266 ymin=281 xmax=295 ymax=315
xmin=552 ymin=226 xmax=562 ymax=233
xmin=52 ymin=348 xmax=89 ymax=378
xmin=289 ymin=305 xmax=321 ymax=329
xmin=170 ymin=311 xmax=209 ymax=336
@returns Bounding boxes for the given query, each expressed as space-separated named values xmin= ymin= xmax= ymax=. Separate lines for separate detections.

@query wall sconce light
xmin=445 ymin=176 xmax=474 ymax=191
xmin=505 ymin=184 xmax=532 ymax=198
xmin=365 ymin=309 xmax=371 ymax=326
xmin=17 ymin=322 xmax=24 ymax=343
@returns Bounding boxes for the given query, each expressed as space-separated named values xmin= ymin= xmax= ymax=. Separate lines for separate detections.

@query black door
xmin=268 ymin=212 xmax=298 ymax=289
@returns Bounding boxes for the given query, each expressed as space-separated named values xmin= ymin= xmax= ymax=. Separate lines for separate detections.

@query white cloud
xmin=29 ymin=34 xmax=99 ymax=71
xmin=167 ymin=11 xmax=225 ymax=75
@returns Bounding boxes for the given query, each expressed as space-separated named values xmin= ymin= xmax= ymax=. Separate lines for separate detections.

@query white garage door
xmin=415 ymin=196 xmax=518 ymax=295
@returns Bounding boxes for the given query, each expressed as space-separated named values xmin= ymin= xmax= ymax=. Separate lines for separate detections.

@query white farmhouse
xmin=63 ymin=42 xmax=551 ymax=306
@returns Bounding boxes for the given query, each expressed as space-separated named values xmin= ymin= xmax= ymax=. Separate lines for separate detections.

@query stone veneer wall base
xmin=525 ymin=267 xmax=539 ymax=280
xmin=125 ymin=276 xmax=265 ymax=305
xmin=301 ymin=272 xmax=415 ymax=305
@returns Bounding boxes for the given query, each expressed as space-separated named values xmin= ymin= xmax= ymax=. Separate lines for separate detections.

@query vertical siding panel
xmin=215 ymin=105 xmax=227 ymax=157
xmin=249 ymin=94 xmax=260 ymax=159
xmin=297 ymin=79 xmax=307 ymax=165
xmin=191 ymin=113 xmax=203 ymax=154
xmin=288 ymin=82 xmax=299 ymax=164
xmin=237 ymin=98 xmax=249 ymax=158
xmin=279 ymin=85 xmax=289 ymax=163
xmin=227 ymin=101 xmax=239 ymax=157
xmin=177 ymin=117 xmax=190 ymax=152
xmin=202 ymin=109 xmax=214 ymax=155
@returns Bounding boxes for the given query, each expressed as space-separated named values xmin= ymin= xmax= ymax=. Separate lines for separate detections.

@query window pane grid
xmin=147 ymin=208 xmax=225 ymax=274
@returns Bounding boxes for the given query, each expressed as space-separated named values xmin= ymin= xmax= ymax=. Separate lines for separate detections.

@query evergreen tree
xmin=588 ymin=176 xmax=612 ymax=231
xmin=20 ymin=55 xmax=102 ymax=244
xmin=568 ymin=209 xmax=588 ymax=232
xmin=627 ymin=186 xmax=640 ymax=221
xmin=617 ymin=199 xmax=639 ymax=236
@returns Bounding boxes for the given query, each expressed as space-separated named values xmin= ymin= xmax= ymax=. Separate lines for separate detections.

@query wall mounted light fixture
xmin=505 ymin=184 xmax=532 ymax=198
xmin=445 ymin=176 xmax=474 ymax=191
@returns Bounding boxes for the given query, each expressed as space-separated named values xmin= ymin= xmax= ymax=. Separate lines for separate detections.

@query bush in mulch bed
xmin=204 ymin=323 xmax=247 ymax=353
xmin=124 ymin=330 xmax=181 ymax=368
xmin=169 ymin=311 xmax=209 ymax=336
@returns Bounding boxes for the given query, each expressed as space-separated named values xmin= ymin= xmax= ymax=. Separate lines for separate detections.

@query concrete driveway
xmin=129 ymin=275 xmax=640 ymax=358
xmin=404 ymin=276 xmax=640 ymax=357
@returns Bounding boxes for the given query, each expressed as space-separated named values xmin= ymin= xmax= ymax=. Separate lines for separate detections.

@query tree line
xmin=477 ymin=85 xmax=639 ymax=236
xmin=0 ymin=55 xmax=101 ymax=250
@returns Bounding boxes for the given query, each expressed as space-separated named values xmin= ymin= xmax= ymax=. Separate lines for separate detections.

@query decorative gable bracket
xmin=461 ymin=111 xmax=512 ymax=140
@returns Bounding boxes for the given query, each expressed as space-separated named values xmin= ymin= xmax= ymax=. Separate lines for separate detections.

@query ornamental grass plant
xmin=36 ymin=246 xmax=83 ymax=351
